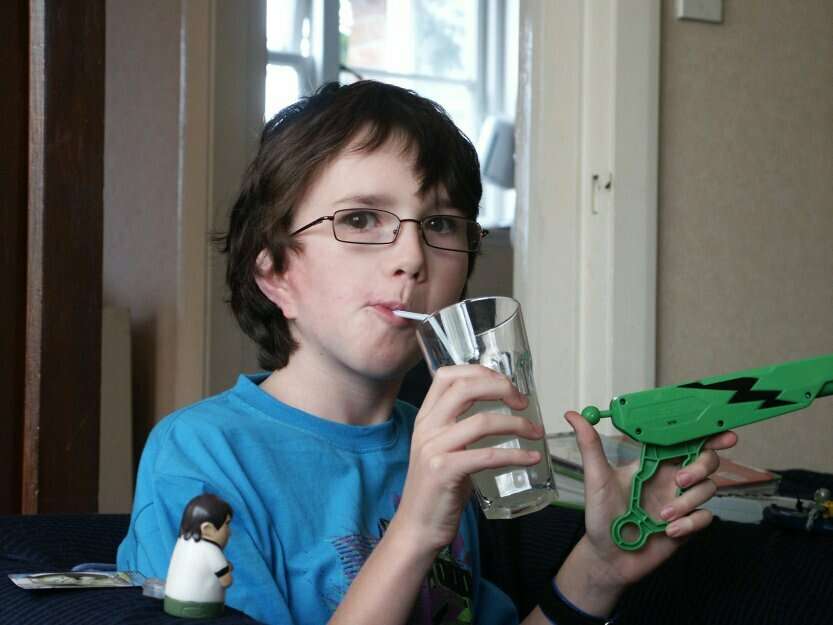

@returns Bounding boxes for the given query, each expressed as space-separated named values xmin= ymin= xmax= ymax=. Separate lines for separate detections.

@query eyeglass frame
xmin=288 ymin=208 xmax=489 ymax=253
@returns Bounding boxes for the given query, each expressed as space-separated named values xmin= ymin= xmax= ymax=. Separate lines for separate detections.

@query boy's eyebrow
xmin=333 ymin=193 xmax=458 ymax=211
xmin=333 ymin=193 xmax=395 ymax=208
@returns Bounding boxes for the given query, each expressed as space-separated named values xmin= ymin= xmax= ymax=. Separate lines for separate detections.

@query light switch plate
xmin=676 ymin=0 xmax=723 ymax=24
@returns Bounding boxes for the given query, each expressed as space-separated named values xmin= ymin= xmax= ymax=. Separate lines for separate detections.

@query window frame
xmin=265 ymin=0 xmax=514 ymax=228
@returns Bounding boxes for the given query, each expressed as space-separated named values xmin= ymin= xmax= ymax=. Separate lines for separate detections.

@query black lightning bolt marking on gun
xmin=580 ymin=353 xmax=833 ymax=550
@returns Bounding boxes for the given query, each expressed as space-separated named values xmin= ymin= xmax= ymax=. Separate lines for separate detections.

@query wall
xmin=103 ymin=0 xmax=182 ymax=459
xmin=658 ymin=1 xmax=833 ymax=470
xmin=206 ymin=1 xmax=265 ymax=395
xmin=468 ymin=229 xmax=513 ymax=298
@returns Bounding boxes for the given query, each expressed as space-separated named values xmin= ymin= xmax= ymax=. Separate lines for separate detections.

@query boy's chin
xmin=359 ymin=351 xmax=422 ymax=383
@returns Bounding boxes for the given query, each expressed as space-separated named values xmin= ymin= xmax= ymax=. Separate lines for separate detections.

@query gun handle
xmin=611 ymin=438 xmax=708 ymax=550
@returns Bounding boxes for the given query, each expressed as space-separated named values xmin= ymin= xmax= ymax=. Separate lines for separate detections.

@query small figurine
xmin=163 ymin=494 xmax=234 ymax=619
xmin=763 ymin=487 xmax=833 ymax=534
xmin=805 ymin=487 xmax=833 ymax=531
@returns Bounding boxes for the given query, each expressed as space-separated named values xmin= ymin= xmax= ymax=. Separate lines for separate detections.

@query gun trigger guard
xmin=611 ymin=509 xmax=665 ymax=551
xmin=611 ymin=439 xmax=708 ymax=551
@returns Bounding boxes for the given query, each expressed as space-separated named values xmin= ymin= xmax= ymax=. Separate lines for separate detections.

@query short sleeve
xmin=202 ymin=541 xmax=229 ymax=576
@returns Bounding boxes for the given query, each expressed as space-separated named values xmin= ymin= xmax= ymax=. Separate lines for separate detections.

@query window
xmin=339 ymin=0 xmax=481 ymax=140
xmin=265 ymin=0 xmax=313 ymax=120
xmin=265 ymin=0 xmax=516 ymax=228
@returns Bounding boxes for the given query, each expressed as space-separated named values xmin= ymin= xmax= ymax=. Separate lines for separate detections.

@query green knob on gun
xmin=581 ymin=405 xmax=604 ymax=425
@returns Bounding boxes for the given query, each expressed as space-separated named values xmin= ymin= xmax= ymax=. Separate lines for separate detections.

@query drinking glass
xmin=415 ymin=296 xmax=558 ymax=519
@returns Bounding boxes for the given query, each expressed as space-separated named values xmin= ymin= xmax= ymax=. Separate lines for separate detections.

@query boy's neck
xmin=259 ymin=356 xmax=403 ymax=426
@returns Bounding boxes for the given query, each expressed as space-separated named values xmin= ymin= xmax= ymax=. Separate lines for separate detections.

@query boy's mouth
xmin=369 ymin=301 xmax=420 ymax=326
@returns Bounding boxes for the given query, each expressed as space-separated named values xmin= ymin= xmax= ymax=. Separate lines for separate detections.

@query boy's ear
xmin=200 ymin=521 xmax=215 ymax=536
xmin=254 ymin=249 xmax=299 ymax=320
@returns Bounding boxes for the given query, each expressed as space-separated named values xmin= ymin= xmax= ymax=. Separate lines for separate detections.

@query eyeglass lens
xmin=332 ymin=209 xmax=480 ymax=252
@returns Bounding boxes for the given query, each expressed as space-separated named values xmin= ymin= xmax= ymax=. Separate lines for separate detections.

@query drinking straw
xmin=393 ymin=309 xmax=465 ymax=365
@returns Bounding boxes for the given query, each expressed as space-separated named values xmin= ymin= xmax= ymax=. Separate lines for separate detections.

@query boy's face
xmin=262 ymin=135 xmax=470 ymax=382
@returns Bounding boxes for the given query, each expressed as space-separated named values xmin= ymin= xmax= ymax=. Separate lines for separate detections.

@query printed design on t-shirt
xmin=329 ymin=533 xmax=379 ymax=586
xmin=329 ymin=515 xmax=474 ymax=624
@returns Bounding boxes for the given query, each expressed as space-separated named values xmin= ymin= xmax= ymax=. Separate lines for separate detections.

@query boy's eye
xmin=424 ymin=216 xmax=459 ymax=235
xmin=337 ymin=209 xmax=382 ymax=230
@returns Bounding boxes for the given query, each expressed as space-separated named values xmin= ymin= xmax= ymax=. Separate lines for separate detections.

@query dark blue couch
xmin=2 ymin=477 xmax=832 ymax=625
xmin=0 ymin=514 xmax=261 ymax=624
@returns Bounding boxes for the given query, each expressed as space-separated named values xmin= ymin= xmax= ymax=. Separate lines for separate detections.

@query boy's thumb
xmin=564 ymin=411 xmax=610 ymax=482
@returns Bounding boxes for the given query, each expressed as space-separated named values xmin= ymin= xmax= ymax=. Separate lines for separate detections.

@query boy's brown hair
xmin=217 ymin=80 xmax=483 ymax=371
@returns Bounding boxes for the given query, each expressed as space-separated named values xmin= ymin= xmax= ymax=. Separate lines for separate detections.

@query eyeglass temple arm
xmin=289 ymin=216 xmax=334 ymax=237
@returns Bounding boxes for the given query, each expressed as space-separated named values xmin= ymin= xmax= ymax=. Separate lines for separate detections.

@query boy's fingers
xmin=418 ymin=367 xmax=527 ymax=428
xmin=675 ymin=449 xmax=720 ymax=488
xmin=666 ymin=508 xmax=714 ymax=538
xmin=660 ymin=479 xmax=717 ymax=521
xmin=438 ymin=447 xmax=541 ymax=478
xmin=564 ymin=411 xmax=611 ymax=484
xmin=418 ymin=365 xmax=485 ymax=415
xmin=703 ymin=430 xmax=738 ymax=451
xmin=427 ymin=412 xmax=543 ymax=454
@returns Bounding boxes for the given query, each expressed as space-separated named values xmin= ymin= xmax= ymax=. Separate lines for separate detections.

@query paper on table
xmin=8 ymin=570 xmax=145 ymax=590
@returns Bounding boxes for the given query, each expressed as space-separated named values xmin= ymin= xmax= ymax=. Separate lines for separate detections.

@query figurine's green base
xmin=163 ymin=595 xmax=224 ymax=619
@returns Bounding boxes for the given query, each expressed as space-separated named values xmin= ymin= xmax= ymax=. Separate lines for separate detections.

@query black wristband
xmin=539 ymin=579 xmax=617 ymax=625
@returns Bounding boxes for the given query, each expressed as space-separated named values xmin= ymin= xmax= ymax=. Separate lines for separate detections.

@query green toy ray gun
xmin=580 ymin=353 xmax=833 ymax=551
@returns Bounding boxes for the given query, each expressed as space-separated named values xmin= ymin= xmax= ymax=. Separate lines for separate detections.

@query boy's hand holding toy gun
xmin=581 ymin=353 xmax=833 ymax=550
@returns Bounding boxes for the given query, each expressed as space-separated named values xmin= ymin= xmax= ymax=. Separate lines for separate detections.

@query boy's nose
xmin=388 ymin=219 xmax=427 ymax=277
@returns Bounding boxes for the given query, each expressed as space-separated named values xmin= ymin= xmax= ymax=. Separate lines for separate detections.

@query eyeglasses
xmin=289 ymin=208 xmax=489 ymax=253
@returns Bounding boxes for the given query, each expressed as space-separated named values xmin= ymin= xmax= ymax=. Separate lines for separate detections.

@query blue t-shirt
xmin=117 ymin=374 xmax=518 ymax=625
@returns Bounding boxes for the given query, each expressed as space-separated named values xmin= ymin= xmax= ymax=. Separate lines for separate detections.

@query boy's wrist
xmin=383 ymin=516 xmax=444 ymax=568
xmin=538 ymin=578 xmax=619 ymax=625
xmin=552 ymin=537 xmax=627 ymax=619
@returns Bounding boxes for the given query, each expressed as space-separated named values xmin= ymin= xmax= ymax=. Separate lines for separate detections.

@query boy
xmin=118 ymin=81 xmax=736 ymax=624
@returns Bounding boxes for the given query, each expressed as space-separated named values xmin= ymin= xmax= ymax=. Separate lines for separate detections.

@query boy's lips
xmin=368 ymin=301 xmax=420 ymax=327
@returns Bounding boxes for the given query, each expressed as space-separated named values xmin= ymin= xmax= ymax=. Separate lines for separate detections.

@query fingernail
xmin=666 ymin=521 xmax=682 ymax=537
xmin=677 ymin=471 xmax=692 ymax=488
xmin=527 ymin=450 xmax=541 ymax=462
xmin=660 ymin=505 xmax=675 ymax=521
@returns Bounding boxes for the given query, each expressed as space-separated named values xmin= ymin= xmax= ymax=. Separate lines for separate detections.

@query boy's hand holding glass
xmin=389 ymin=296 xmax=557 ymax=558
xmin=412 ymin=297 xmax=558 ymax=520
xmin=394 ymin=363 xmax=546 ymax=552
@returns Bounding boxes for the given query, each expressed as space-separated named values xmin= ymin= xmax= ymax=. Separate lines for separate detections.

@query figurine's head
xmin=178 ymin=493 xmax=233 ymax=548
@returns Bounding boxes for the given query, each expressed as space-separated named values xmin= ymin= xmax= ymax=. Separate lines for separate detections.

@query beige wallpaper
xmin=103 ymin=0 xmax=181 ymax=442
xmin=658 ymin=1 xmax=833 ymax=471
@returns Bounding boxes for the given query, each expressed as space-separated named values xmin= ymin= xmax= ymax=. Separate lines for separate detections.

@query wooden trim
xmin=0 ymin=0 xmax=29 ymax=514
xmin=175 ymin=0 xmax=214 ymax=409
xmin=23 ymin=0 xmax=105 ymax=513
xmin=206 ymin=1 xmax=266 ymax=395
xmin=23 ymin=0 xmax=45 ymax=514
xmin=514 ymin=1 xmax=659 ymax=434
